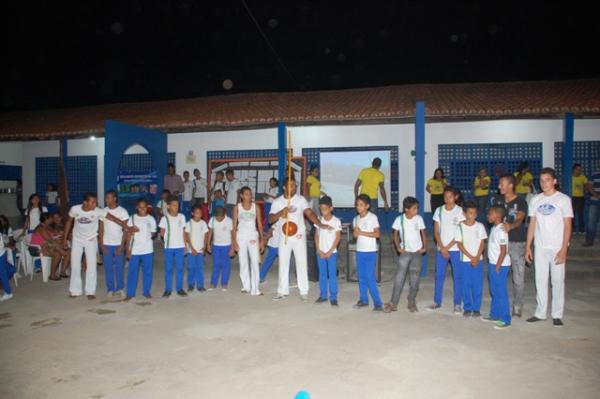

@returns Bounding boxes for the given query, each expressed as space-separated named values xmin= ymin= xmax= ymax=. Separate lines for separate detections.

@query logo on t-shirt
xmin=537 ymin=203 xmax=556 ymax=216
xmin=77 ymin=216 xmax=93 ymax=224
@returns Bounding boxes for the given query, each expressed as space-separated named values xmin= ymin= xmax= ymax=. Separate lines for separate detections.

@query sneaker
xmin=315 ymin=297 xmax=328 ymax=304
xmin=188 ymin=287 xmax=195 ymax=292
xmin=300 ymin=295 xmax=309 ymax=302
xmin=526 ymin=316 xmax=545 ymax=323
xmin=259 ymin=279 xmax=266 ymax=284
xmin=353 ymin=301 xmax=369 ymax=309
xmin=272 ymin=294 xmax=287 ymax=301
xmin=162 ymin=291 xmax=171 ymax=298
xmin=221 ymin=285 xmax=228 ymax=292
xmin=463 ymin=310 xmax=473 ymax=318
xmin=106 ymin=291 xmax=114 ymax=299
xmin=383 ymin=303 xmax=397 ymax=313
xmin=208 ymin=285 xmax=216 ymax=291
xmin=472 ymin=311 xmax=481 ymax=318
xmin=453 ymin=305 xmax=463 ymax=314
xmin=494 ymin=321 xmax=511 ymax=330
xmin=553 ymin=318 xmax=564 ymax=327
xmin=177 ymin=289 xmax=188 ymax=297
xmin=426 ymin=303 xmax=441 ymax=311
xmin=118 ymin=290 xmax=125 ymax=297
xmin=198 ymin=287 xmax=206 ymax=292
xmin=480 ymin=315 xmax=497 ymax=323
xmin=87 ymin=295 xmax=96 ymax=300
xmin=373 ymin=305 xmax=384 ymax=312
xmin=0 ymin=293 xmax=13 ymax=302
xmin=144 ymin=295 xmax=152 ymax=299
xmin=407 ymin=303 xmax=418 ymax=313
xmin=330 ymin=300 xmax=339 ymax=307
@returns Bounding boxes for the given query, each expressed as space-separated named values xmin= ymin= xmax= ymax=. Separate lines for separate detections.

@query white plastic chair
xmin=27 ymin=244 xmax=53 ymax=282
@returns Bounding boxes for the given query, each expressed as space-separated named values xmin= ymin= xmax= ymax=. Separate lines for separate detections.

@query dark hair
xmin=105 ymin=189 xmax=118 ymax=202
xmin=499 ymin=173 xmax=516 ymax=187
xmin=193 ymin=168 xmax=200 ymax=174
xmin=540 ymin=167 xmax=560 ymax=190
xmin=161 ymin=189 xmax=171 ymax=195
xmin=167 ymin=195 xmax=179 ymax=204
xmin=572 ymin=163 xmax=582 ymax=171
xmin=356 ymin=194 xmax=371 ymax=208
xmin=216 ymin=171 xmax=224 ymax=177
xmin=83 ymin=192 xmax=97 ymax=202
xmin=443 ymin=186 xmax=463 ymax=206
xmin=402 ymin=196 xmax=419 ymax=211
xmin=319 ymin=195 xmax=333 ymax=206
xmin=136 ymin=197 xmax=148 ymax=205
xmin=26 ymin=193 xmax=42 ymax=216
xmin=183 ymin=170 xmax=190 ymax=175
xmin=489 ymin=204 xmax=506 ymax=220
xmin=269 ymin=177 xmax=279 ymax=185
xmin=47 ymin=183 xmax=56 ymax=190
xmin=0 ymin=215 xmax=10 ymax=235
xmin=462 ymin=200 xmax=477 ymax=211
xmin=191 ymin=204 xmax=203 ymax=214
xmin=225 ymin=168 xmax=234 ymax=175
xmin=39 ymin=212 xmax=50 ymax=225
xmin=167 ymin=162 xmax=175 ymax=168
xmin=433 ymin=167 xmax=445 ymax=179
xmin=282 ymin=176 xmax=296 ymax=187
xmin=517 ymin=162 xmax=529 ymax=173
xmin=372 ymin=157 xmax=382 ymax=168
xmin=239 ymin=186 xmax=252 ymax=199
xmin=310 ymin=165 xmax=319 ymax=173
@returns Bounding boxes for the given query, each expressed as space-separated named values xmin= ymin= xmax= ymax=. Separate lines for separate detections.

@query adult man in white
xmin=525 ymin=168 xmax=573 ymax=327
xmin=63 ymin=192 xmax=134 ymax=300
xmin=269 ymin=178 xmax=331 ymax=301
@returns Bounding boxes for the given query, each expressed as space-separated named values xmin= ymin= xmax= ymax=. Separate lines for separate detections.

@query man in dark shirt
xmin=583 ymin=162 xmax=600 ymax=246
xmin=495 ymin=173 xmax=528 ymax=317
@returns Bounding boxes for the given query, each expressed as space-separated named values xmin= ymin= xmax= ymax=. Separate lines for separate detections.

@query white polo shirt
xmin=128 ymin=214 xmax=156 ymax=255
xmin=353 ymin=211 xmax=379 ymax=252
xmin=101 ymin=206 xmax=129 ymax=245
xmin=432 ymin=205 xmax=465 ymax=251
xmin=528 ymin=191 xmax=574 ymax=250
xmin=454 ymin=221 xmax=487 ymax=262
xmin=315 ymin=215 xmax=342 ymax=253
xmin=392 ymin=214 xmax=426 ymax=252
xmin=69 ymin=205 xmax=108 ymax=242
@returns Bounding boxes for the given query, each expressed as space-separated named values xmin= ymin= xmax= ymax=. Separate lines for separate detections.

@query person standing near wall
xmin=191 ymin=168 xmax=207 ymax=207
xmin=181 ymin=170 xmax=193 ymax=218
xmin=473 ymin=167 xmax=491 ymax=223
xmin=99 ymin=190 xmax=129 ymax=299
xmin=224 ymin=169 xmax=242 ymax=217
xmin=514 ymin=162 xmax=534 ymax=199
xmin=583 ymin=160 xmax=600 ymax=247
xmin=426 ymin=168 xmax=448 ymax=213
xmin=306 ymin=166 xmax=325 ymax=217
xmin=354 ymin=157 xmax=390 ymax=214
xmin=163 ymin=163 xmax=184 ymax=196
xmin=571 ymin=163 xmax=588 ymax=235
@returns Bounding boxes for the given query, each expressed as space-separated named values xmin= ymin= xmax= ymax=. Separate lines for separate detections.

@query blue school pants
xmin=461 ymin=260 xmax=483 ymax=312
xmin=47 ymin=204 xmax=58 ymax=214
xmin=317 ymin=252 xmax=338 ymax=301
xmin=259 ymin=245 xmax=278 ymax=281
xmin=211 ymin=245 xmax=231 ymax=287
xmin=433 ymin=250 xmax=462 ymax=306
xmin=103 ymin=245 xmax=125 ymax=293
xmin=0 ymin=253 xmax=12 ymax=295
xmin=182 ymin=201 xmax=191 ymax=219
xmin=356 ymin=251 xmax=382 ymax=307
xmin=488 ymin=265 xmax=511 ymax=325
xmin=187 ymin=253 xmax=205 ymax=289
xmin=127 ymin=253 xmax=153 ymax=297
xmin=164 ymin=248 xmax=185 ymax=293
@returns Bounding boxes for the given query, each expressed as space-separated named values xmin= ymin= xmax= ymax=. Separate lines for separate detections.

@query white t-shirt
xmin=193 ymin=178 xmax=207 ymax=199
xmin=128 ymin=214 xmax=156 ymax=255
xmin=264 ymin=186 xmax=278 ymax=204
xmin=159 ymin=213 xmax=186 ymax=249
xmin=454 ymin=221 xmax=487 ymax=262
xmin=488 ymin=224 xmax=511 ymax=266
xmin=353 ymin=212 xmax=379 ymax=252
xmin=101 ymin=206 xmax=129 ymax=245
xmin=209 ymin=216 xmax=233 ymax=246
xmin=392 ymin=214 xmax=426 ymax=253
xmin=46 ymin=191 xmax=58 ymax=205
xmin=269 ymin=194 xmax=309 ymax=234
xmin=25 ymin=206 xmax=48 ymax=231
xmin=185 ymin=219 xmax=209 ymax=252
xmin=0 ymin=232 xmax=5 ymax=257
xmin=1 ymin=227 xmax=13 ymax=247
xmin=315 ymin=215 xmax=342 ymax=253
xmin=267 ymin=228 xmax=280 ymax=248
xmin=69 ymin=205 xmax=108 ymax=242
xmin=528 ymin=191 xmax=574 ymax=250
xmin=225 ymin=178 xmax=242 ymax=205
xmin=182 ymin=180 xmax=193 ymax=202
xmin=156 ymin=200 xmax=168 ymax=216
xmin=432 ymin=205 xmax=465 ymax=251
xmin=236 ymin=203 xmax=258 ymax=237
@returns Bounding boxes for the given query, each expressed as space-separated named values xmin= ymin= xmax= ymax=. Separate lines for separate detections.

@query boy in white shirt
xmin=484 ymin=205 xmax=512 ymax=330
xmin=206 ymin=206 xmax=235 ymax=290
xmin=225 ymin=169 xmax=242 ymax=217
xmin=159 ymin=195 xmax=187 ymax=297
xmin=192 ymin=168 xmax=207 ymax=207
xmin=185 ymin=205 xmax=209 ymax=292
xmin=314 ymin=196 xmax=342 ymax=306
xmin=455 ymin=201 xmax=487 ymax=317
xmin=125 ymin=198 xmax=157 ymax=300
xmin=155 ymin=190 xmax=170 ymax=220
xmin=525 ymin=168 xmax=573 ymax=327
xmin=182 ymin=171 xmax=194 ymax=219
xmin=384 ymin=196 xmax=427 ymax=313
xmin=99 ymin=190 xmax=129 ymax=298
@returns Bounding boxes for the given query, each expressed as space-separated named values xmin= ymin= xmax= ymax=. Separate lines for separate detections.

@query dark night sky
xmin=2 ymin=0 xmax=599 ymax=112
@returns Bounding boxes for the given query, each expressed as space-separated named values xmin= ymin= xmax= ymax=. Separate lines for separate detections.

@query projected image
xmin=320 ymin=150 xmax=391 ymax=208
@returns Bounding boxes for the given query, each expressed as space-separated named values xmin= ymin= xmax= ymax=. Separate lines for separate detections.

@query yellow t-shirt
xmin=572 ymin=174 xmax=588 ymax=197
xmin=514 ymin=171 xmax=533 ymax=194
xmin=358 ymin=167 xmax=384 ymax=199
xmin=427 ymin=178 xmax=447 ymax=195
xmin=473 ymin=176 xmax=491 ymax=197
xmin=306 ymin=175 xmax=321 ymax=198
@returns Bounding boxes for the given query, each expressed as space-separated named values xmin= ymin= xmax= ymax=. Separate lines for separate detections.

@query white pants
xmin=69 ymin=238 xmax=98 ymax=296
xmin=278 ymin=232 xmax=308 ymax=296
xmin=237 ymin=232 xmax=261 ymax=295
xmin=534 ymin=247 xmax=565 ymax=319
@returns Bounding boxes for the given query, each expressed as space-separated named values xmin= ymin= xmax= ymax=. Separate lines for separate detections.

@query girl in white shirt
xmin=185 ymin=205 xmax=209 ymax=292
xmin=207 ymin=207 xmax=235 ymax=290
xmin=24 ymin=193 xmax=48 ymax=232
xmin=125 ymin=198 xmax=157 ymax=300
xmin=158 ymin=195 xmax=187 ymax=297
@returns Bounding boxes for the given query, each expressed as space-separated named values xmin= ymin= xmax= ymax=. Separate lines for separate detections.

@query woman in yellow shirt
xmin=572 ymin=163 xmax=588 ymax=233
xmin=306 ymin=166 xmax=325 ymax=217
xmin=473 ymin=167 xmax=491 ymax=222
xmin=426 ymin=168 xmax=448 ymax=212
xmin=514 ymin=162 xmax=534 ymax=197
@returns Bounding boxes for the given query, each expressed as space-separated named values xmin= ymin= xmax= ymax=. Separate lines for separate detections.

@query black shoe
xmin=373 ymin=305 xmax=384 ymax=312
xmin=353 ymin=301 xmax=369 ymax=309
xmin=198 ymin=287 xmax=206 ymax=292
xmin=527 ymin=316 xmax=544 ymax=323
xmin=553 ymin=318 xmax=564 ymax=327
xmin=472 ymin=311 xmax=481 ymax=318
xmin=177 ymin=289 xmax=188 ymax=297
xmin=330 ymin=300 xmax=339 ymax=307
xmin=463 ymin=310 xmax=473 ymax=318
xmin=188 ymin=287 xmax=195 ymax=292
xmin=162 ymin=291 xmax=171 ymax=298
xmin=315 ymin=297 xmax=328 ymax=304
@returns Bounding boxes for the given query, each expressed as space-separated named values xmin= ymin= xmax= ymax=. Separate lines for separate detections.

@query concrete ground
xmin=1 ymin=237 xmax=599 ymax=399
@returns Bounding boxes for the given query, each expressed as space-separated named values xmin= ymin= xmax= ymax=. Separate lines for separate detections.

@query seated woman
xmin=49 ymin=213 xmax=70 ymax=278
xmin=31 ymin=214 xmax=70 ymax=280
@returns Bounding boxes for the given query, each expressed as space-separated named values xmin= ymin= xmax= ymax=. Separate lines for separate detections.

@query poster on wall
xmin=117 ymin=171 xmax=158 ymax=198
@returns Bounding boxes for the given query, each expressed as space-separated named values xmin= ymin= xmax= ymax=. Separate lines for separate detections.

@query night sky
xmin=2 ymin=0 xmax=598 ymax=112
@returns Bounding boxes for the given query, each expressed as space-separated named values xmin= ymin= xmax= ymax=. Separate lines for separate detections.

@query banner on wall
xmin=117 ymin=171 xmax=158 ymax=198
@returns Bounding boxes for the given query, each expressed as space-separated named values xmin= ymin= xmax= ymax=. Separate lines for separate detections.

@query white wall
xmin=0 ymin=141 xmax=24 ymax=166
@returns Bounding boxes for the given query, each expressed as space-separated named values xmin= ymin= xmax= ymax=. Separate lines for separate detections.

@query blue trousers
xmin=211 ymin=245 xmax=231 ymax=287
xmin=317 ymin=252 xmax=338 ymax=301
xmin=103 ymin=245 xmax=125 ymax=292
xmin=182 ymin=201 xmax=191 ymax=219
xmin=164 ymin=248 xmax=185 ymax=292
xmin=356 ymin=251 xmax=382 ymax=307
xmin=187 ymin=253 xmax=205 ymax=289
xmin=259 ymin=246 xmax=278 ymax=281
xmin=488 ymin=265 xmax=511 ymax=325
xmin=461 ymin=260 xmax=483 ymax=312
xmin=127 ymin=253 xmax=153 ymax=297
xmin=47 ymin=204 xmax=58 ymax=214
xmin=0 ymin=254 xmax=12 ymax=295
xmin=433 ymin=250 xmax=462 ymax=306
xmin=585 ymin=203 xmax=600 ymax=244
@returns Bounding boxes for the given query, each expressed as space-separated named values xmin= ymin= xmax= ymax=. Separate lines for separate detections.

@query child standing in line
xmin=384 ymin=196 xmax=427 ymax=313
xmin=232 ymin=186 xmax=264 ymax=296
xmin=155 ymin=190 xmax=170 ymax=221
xmin=314 ymin=196 xmax=342 ymax=306
xmin=182 ymin=171 xmax=193 ymax=219
xmin=259 ymin=226 xmax=279 ymax=282
xmin=159 ymin=195 xmax=187 ymax=297
xmin=428 ymin=186 xmax=466 ymax=313
xmin=484 ymin=205 xmax=512 ymax=330
xmin=352 ymin=194 xmax=383 ymax=311
xmin=206 ymin=206 xmax=235 ymax=291
xmin=185 ymin=205 xmax=209 ymax=292
xmin=211 ymin=189 xmax=226 ymax=216
xmin=45 ymin=183 xmax=59 ymax=214
xmin=99 ymin=190 xmax=129 ymax=298
xmin=124 ymin=198 xmax=157 ymax=300
xmin=455 ymin=201 xmax=487 ymax=317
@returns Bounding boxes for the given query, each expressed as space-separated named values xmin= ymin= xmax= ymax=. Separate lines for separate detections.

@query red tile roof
xmin=1 ymin=79 xmax=599 ymax=140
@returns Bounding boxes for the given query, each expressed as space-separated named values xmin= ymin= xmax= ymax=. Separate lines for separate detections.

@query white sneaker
xmin=454 ymin=305 xmax=463 ymax=314
xmin=300 ymin=295 xmax=309 ymax=303
xmin=0 ymin=293 xmax=14 ymax=302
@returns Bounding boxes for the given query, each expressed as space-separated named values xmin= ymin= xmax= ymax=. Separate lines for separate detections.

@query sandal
xmin=60 ymin=274 xmax=69 ymax=278
xmin=49 ymin=276 xmax=61 ymax=281
xmin=383 ymin=303 xmax=397 ymax=313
